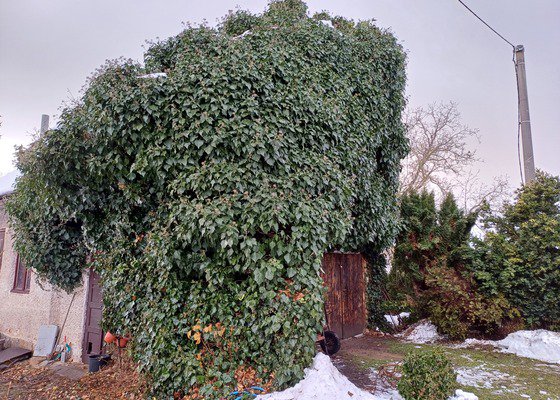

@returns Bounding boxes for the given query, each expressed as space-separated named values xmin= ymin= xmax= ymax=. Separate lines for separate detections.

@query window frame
xmin=12 ymin=253 xmax=31 ymax=294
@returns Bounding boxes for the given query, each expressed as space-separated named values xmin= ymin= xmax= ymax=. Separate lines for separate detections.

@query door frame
xmin=81 ymin=267 xmax=104 ymax=363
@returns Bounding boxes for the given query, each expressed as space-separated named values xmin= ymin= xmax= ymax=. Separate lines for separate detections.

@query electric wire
xmin=456 ymin=0 xmax=515 ymax=49
xmin=456 ymin=0 xmax=526 ymax=184
xmin=517 ymin=117 xmax=524 ymax=185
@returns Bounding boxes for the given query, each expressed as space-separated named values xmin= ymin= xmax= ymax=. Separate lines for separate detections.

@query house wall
xmin=0 ymin=196 xmax=88 ymax=362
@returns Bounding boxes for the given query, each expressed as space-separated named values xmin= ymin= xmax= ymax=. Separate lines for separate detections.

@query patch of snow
xmin=384 ymin=313 xmax=410 ymax=327
xmin=497 ymin=330 xmax=560 ymax=364
xmin=452 ymin=338 xmax=494 ymax=349
xmin=371 ymin=389 xmax=402 ymax=400
xmin=457 ymin=330 xmax=560 ymax=364
xmin=455 ymin=365 xmax=513 ymax=389
xmin=232 ymin=30 xmax=252 ymax=40
xmin=137 ymin=72 xmax=167 ymax=79
xmin=397 ymin=320 xmax=444 ymax=343
xmin=259 ymin=353 xmax=478 ymax=400
xmin=449 ymin=389 xmax=479 ymax=400
xmin=368 ymin=368 xmax=402 ymax=399
xmin=258 ymin=353 xmax=376 ymax=399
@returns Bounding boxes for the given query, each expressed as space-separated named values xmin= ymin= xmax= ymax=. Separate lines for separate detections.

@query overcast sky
xmin=1 ymin=0 xmax=559 ymax=188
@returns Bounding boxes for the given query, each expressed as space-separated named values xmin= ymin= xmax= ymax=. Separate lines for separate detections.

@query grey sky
xmin=1 ymin=0 xmax=559 ymax=187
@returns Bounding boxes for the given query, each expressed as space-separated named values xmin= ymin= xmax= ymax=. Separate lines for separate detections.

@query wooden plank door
xmin=322 ymin=253 xmax=344 ymax=337
xmin=341 ymin=254 xmax=366 ymax=337
xmin=322 ymin=253 xmax=366 ymax=339
xmin=82 ymin=269 xmax=103 ymax=362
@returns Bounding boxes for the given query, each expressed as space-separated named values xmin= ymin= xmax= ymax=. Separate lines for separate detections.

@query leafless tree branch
xmin=400 ymin=101 xmax=509 ymax=211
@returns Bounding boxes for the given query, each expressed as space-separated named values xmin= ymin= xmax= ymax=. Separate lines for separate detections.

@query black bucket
xmin=88 ymin=354 xmax=111 ymax=373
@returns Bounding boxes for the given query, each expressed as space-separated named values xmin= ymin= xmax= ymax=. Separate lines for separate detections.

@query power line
xmin=456 ymin=0 xmax=528 ymax=184
xmin=456 ymin=0 xmax=515 ymax=48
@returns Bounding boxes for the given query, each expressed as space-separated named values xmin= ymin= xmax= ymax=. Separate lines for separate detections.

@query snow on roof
xmin=137 ymin=72 xmax=167 ymax=79
xmin=0 ymin=170 xmax=19 ymax=197
xmin=232 ymin=30 xmax=252 ymax=40
xmin=319 ymin=20 xmax=334 ymax=29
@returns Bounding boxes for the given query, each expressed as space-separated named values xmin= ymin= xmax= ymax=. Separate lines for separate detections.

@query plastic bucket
xmin=88 ymin=354 xmax=111 ymax=373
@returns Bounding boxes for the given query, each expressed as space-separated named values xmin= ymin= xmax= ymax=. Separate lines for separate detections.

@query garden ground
xmin=0 ymin=357 xmax=145 ymax=399
xmin=0 ymin=333 xmax=558 ymax=399
xmin=333 ymin=333 xmax=560 ymax=400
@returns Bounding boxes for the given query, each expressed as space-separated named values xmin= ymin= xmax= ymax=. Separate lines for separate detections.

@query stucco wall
xmin=0 ymin=197 xmax=88 ymax=362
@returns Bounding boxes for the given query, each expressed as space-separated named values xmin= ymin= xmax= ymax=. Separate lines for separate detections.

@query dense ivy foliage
xmin=472 ymin=171 xmax=560 ymax=330
xmin=6 ymin=1 xmax=407 ymax=396
xmin=388 ymin=192 xmax=517 ymax=339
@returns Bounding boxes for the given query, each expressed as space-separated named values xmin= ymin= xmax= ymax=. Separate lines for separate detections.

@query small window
xmin=0 ymin=228 xmax=5 ymax=271
xmin=12 ymin=254 xmax=31 ymax=293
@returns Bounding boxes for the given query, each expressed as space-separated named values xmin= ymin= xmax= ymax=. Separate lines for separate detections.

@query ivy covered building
xmin=0 ymin=174 xmax=103 ymax=363
xmin=5 ymin=1 xmax=407 ymax=396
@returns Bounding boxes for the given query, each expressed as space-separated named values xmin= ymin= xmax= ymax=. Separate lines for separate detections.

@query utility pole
xmin=514 ymin=45 xmax=536 ymax=183
xmin=40 ymin=114 xmax=49 ymax=136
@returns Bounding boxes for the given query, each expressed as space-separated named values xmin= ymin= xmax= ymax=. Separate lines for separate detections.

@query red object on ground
xmin=104 ymin=332 xmax=116 ymax=344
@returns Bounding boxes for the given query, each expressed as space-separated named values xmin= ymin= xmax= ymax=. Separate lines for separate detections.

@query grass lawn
xmin=335 ymin=335 xmax=559 ymax=400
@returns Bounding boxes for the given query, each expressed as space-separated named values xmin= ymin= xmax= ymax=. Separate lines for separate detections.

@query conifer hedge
xmin=6 ymin=1 xmax=407 ymax=396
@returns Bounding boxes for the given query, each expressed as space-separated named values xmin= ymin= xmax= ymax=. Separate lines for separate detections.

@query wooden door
xmin=322 ymin=253 xmax=366 ymax=339
xmin=82 ymin=269 xmax=103 ymax=362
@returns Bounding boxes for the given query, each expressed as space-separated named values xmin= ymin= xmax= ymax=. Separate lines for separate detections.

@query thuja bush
xmin=388 ymin=192 xmax=517 ymax=339
xmin=6 ymin=1 xmax=407 ymax=397
xmin=472 ymin=171 xmax=560 ymax=330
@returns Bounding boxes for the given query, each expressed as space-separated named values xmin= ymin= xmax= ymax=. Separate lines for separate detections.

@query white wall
xmin=0 ymin=197 xmax=88 ymax=362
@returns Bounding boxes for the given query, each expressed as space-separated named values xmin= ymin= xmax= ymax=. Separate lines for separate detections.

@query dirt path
xmin=331 ymin=334 xmax=403 ymax=394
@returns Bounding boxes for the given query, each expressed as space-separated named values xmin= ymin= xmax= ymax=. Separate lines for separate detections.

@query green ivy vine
xmin=6 ymin=1 xmax=407 ymax=397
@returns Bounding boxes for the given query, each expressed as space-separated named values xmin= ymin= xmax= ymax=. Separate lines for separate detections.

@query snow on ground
xmin=258 ymin=353 xmax=377 ymax=400
xmin=452 ymin=338 xmax=494 ymax=349
xmin=457 ymin=330 xmax=560 ymax=364
xmin=455 ymin=365 xmax=514 ymax=389
xmin=259 ymin=353 xmax=477 ymax=400
xmin=397 ymin=319 xmax=445 ymax=343
xmin=497 ymin=330 xmax=560 ymax=364
xmin=369 ymin=367 xmax=479 ymax=400
xmin=384 ymin=313 xmax=410 ymax=327
xmin=449 ymin=390 xmax=479 ymax=400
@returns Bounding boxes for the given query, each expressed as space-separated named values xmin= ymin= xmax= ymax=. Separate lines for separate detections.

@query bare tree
xmin=400 ymin=102 xmax=478 ymax=194
xmin=400 ymin=102 xmax=508 ymax=211
xmin=456 ymin=170 xmax=508 ymax=213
